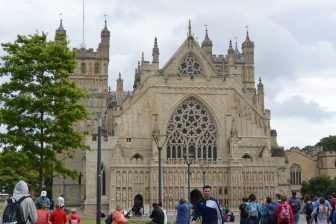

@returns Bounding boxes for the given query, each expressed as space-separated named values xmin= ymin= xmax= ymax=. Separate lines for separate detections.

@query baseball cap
xmin=41 ymin=190 xmax=47 ymax=196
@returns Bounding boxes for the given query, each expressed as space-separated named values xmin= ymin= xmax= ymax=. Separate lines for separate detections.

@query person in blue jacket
xmin=191 ymin=185 xmax=224 ymax=224
xmin=175 ymin=198 xmax=193 ymax=224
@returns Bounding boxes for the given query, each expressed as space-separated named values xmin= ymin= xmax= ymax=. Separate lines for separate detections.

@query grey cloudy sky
xmin=0 ymin=0 xmax=335 ymax=149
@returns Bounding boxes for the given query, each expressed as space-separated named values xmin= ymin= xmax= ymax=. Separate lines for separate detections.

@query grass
xmin=80 ymin=215 xmax=149 ymax=224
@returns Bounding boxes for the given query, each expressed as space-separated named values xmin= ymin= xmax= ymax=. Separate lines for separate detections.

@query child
xmin=36 ymin=202 xmax=49 ymax=224
xmin=68 ymin=208 xmax=81 ymax=224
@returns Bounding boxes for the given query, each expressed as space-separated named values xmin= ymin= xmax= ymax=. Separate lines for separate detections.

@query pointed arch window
xmin=94 ymin=63 xmax=100 ymax=74
xmin=290 ymin=164 xmax=301 ymax=185
xmin=177 ymin=54 xmax=202 ymax=79
xmin=81 ymin=63 xmax=87 ymax=74
xmin=166 ymin=97 xmax=217 ymax=160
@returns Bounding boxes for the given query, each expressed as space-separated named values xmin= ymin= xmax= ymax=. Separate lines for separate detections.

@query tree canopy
xmin=316 ymin=135 xmax=336 ymax=151
xmin=0 ymin=32 xmax=89 ymax=192
xmin=301 ymin=175 xmax=336 ymax=197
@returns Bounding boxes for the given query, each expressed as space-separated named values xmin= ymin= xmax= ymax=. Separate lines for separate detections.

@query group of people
xmin=1 ymin=180 xmax=80 ymax=224
xmin=238 ymin=191 xmax=336 ymax=224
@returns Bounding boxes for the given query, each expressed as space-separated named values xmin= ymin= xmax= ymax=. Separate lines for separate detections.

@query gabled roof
xmin=160 ymin=35 xmax=218 ymax=78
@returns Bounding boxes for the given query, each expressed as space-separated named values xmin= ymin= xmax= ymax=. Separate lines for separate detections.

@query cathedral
xmin=52 ymin=19 xmax=289 ymax=215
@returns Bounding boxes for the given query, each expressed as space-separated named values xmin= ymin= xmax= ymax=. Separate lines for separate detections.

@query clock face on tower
xmin=177 ymin=54 xmax=202 ymax=79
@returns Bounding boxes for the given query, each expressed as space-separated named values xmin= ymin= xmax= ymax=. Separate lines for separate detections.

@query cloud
xmin=269 ymin=95 xmax=335 ymax=121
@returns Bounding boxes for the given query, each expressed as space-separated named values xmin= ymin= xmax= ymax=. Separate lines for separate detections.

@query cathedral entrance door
xmin=190 ymin=190 xmax=202 ymax=208
xmin=133 ymin=194 xmax=144 ymax=216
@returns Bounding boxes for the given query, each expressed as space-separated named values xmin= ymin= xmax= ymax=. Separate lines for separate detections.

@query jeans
xmin=248 ymin=216 xmax=258 ymax=224
xmin=293 ymin=213 xmax=300 ymax=224
xmin=240 ymin=217 xmax=248 ymax=224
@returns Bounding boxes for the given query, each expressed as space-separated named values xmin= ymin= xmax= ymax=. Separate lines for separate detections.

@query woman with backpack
xmin=311 ymin=197 xmax=330 ymax=224
xmin=276 ymin=196 xmax=294 ymax=224
xmin=300 ymin=194 xmax=314 ymax=224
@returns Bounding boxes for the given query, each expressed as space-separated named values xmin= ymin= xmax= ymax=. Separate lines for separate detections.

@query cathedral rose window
xmin=166 ymin=97 xmax=217 ymax=160
xmin=177 ymin=54 xmax=202 ymax=79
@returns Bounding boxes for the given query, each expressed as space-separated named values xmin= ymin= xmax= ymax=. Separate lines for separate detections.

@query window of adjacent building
xmin=166 ymin=97 xmax=217 ymax=160
xmin=290 ymin=164 xmax=301 ymax=185
xmin=80 ymin=63 xmax=87 ymax=73
xmin=94 ymin=63 xmax=100 ymax=74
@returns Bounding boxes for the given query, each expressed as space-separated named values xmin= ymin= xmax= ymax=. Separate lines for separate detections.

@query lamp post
xmin=152 ymin=133 xmax=168 ymax=204
xmin=199 ymin=159 xmax=209 ymax=186
xmin=88 ymin=94 xmax=111 ymax=224
xmin=183 ymin=154 xmax=194 ymax=202
xmin=96 ymin=111 xmax=103 ymax=224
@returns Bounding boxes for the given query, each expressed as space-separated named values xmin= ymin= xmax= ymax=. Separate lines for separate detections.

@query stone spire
xmin=98 ymin=19 xmax=110 ymax=59
xmin=55 ymin=16 xmax=66 ymax=40
xmin=116 ymin=73 xmax=124 ymax=109
xmin=234 ymin=40 xmax=240 ymax=58
xmin=201 ymin=25 xmax=213 ymax=57
xmin=152 ymin=37 xmax=159 ymax=63
xmin=257 ymin=77 xmax=265 ymax=111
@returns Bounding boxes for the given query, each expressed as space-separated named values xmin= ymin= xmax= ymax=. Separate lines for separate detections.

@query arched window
xmin=81 ymin=63 xmax=87 ymax=73
xmin=94 ymin=63 xmax=100 ymax=74
xmin=131 ymin=153 xmax=144 ymax=161
xmin=242 ymin=154 xmax=253 ymax=161
xmin=177 ymin=54 xmax=202 ymax=79
xmin=166 ymin=97 xmax=217 ymax=160
xmin=290 ymin=164 xmax=302 ymax=185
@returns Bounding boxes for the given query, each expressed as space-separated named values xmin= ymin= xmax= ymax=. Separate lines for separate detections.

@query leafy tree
xmin=301 ymin=175 xmax=336 ymax=197
xmin=302 ymin=145 xmax=314 ymax=151
xmin=0 ymin=32 xmax=89 ymax=192
xmin=316 ymin=135 xmax=336 ymax=151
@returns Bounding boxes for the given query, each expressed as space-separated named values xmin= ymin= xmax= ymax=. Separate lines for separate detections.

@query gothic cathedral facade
xmin=52 ymin=20 xmax=289 ymax=215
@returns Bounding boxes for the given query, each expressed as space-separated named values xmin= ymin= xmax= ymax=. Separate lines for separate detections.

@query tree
xmin=316 ymin=135 xmax=336 ymax=151
xmin=0 ymin=32 xmax=89 ymax=191
xmin=301 ymin=175 xmax=336 ymax=197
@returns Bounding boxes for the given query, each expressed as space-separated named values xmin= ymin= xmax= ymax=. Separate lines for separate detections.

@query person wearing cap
xmin=35 ymin=190 xmax=50 ymax=209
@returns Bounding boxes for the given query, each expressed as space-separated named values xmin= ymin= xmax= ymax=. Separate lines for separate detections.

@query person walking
xmin=49 ymin=202 xmax=67 ymax=224
xmin=311 ymin=197 xmax=330 ymax=224
xmin=239 ymin=197 xmax=249 ymax=224
xmin=68 ymin=208 xmax=80 ymax=224
xmin=300 ymin=194 xmax=313 ymax=224
xmin=175 ymin=198 xmax=193 ymax=224
xmin=1 ymin=180 xmax=38 ymax=224
xmin=112 ymin=204 xmax=128 ymax=224
xmin=191 ymin=185 xmax=224 ymax=224
xmin=262 ymin=197 xmax=276 ymax=224
xmin=246 ymin=194 xmax=261 ymax=224
xmin=276 ymin=196 xmax=293 ymax=224
xmin=288 ymin=191 xmax=301 ymax=224
xmin=36 ymin=202 xmax=49 ymax=224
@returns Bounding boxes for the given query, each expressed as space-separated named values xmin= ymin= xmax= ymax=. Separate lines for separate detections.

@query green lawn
xmin=80 ymin=216 xmax=148 ymax=224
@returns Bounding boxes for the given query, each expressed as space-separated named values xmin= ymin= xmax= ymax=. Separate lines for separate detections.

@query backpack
xmin=2 ymin=196 xmax=28 ymax=224
xmin=240 ymin=203 xmax=248 ymax=218
xmin=290 ymin=200 xmax=299 ymax=214
xmin=248 ymin=202 xmax=258 ymax=217
xmin=316 ymin=205 xmax=329 ymax=222
xmin=305 ymin=201 xmax=314 ymax=217
xmin=279 ymin=204 xmax=291 ymax=221
xmin=265 ymin=205 xmax=276 ymax=223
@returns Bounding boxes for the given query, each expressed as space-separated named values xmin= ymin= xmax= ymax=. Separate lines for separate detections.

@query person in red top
xmin=112 ymin=204 xmax=128 ymax=224
xmin=68 ymin=208 xmax=81 ymax=224
xmin=49 ymin=203 xmax=67 ymax=224
xmin=276 ymin=196 xmax=294 ymax=224
xmin=36 ymin=202 xmax=49 ymax=224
